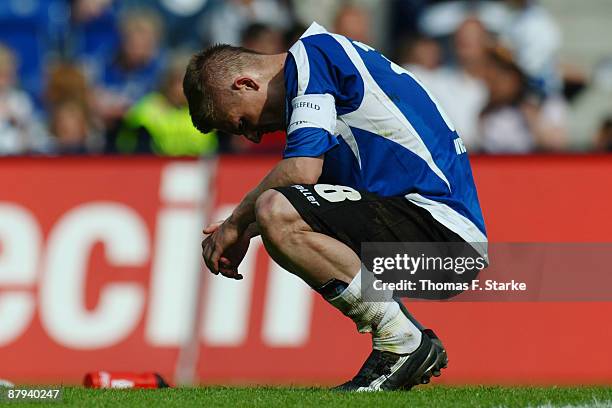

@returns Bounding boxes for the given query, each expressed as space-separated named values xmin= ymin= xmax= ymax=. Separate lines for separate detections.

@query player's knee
xmin=255 ymin=190 xmax=297 ymax=236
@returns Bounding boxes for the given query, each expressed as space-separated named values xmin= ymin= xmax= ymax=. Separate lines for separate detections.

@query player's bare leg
xmin=255 ymin=190 xmax=361 ymax=286
xmin=255 ymin=189 xmax=447 ymax=391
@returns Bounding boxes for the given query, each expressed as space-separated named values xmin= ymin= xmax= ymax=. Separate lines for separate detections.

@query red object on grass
xmin=83 ymin=372 xmax=171 ymax=389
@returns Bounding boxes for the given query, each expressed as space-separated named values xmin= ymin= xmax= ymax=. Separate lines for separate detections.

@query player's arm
xmin=227 ymin=155 xmax=323 ymax=236
xmin=202 ymin=155 xmax=323 ymax=277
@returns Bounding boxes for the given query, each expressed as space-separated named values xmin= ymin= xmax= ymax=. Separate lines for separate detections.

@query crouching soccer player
xmin=184 ymin=23 xmax=487 ymax=391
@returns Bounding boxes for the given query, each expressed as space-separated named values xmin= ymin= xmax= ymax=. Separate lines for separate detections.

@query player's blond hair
xmin=183 ymin=44 xmax=261 ymax=134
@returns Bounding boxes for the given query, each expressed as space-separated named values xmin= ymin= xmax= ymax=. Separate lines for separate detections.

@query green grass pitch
xmin=9 ymin=386 xmax=612 ymax=407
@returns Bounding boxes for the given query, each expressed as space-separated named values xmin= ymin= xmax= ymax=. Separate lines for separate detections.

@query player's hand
xmin=218 ymin=234 xmax=250 ymax=278
xmin=201 ymin=220 xmax=243 ymax=280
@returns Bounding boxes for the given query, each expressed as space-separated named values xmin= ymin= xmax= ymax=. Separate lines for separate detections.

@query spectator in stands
xmin=445 ymin=17 xmax=491 ymax=151
xmin=399 ymin=35 xmax=442 ymax=72
xmin=454 ymin=17 xmax=491 ymax=82
xmin=0 ymin=44 xmax=46 ymax=155
xmin=333 ymin=3 xmax=371 ymax=44
xmin=94 ymin=9 xmax=165 ymax=128
xmin=203 ymin=0 xmax=291 ymax=46
xmin=401 ymin=18 xmax=490 ymax=151
xmin=479 ymin=45 xmax=567 ymax=153
xmin=44 ymin=62 xmax=103 ymax=153
xmin=398 ymin=35 xmax=445 ymax=100
xmin=114 ymin=54 xmax=217 ymax=156
xmin=47 ymin=99 xmax=99 ymax=155
xmin=70 ymin=0 xmax=120 ymax=81
xmin=0 ymin=0 xmax=63 ymax=110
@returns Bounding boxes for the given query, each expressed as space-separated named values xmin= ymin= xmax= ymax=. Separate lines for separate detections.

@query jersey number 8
xmin=314 ymin=184 xmax=362 ymax=203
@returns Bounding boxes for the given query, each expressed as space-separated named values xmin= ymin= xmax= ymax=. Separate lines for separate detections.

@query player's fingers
xmin=219 ymin=257 xmax=233 ymax=267
xmin=202 ymin=236 xmax=212 ymax=250
xmin=219 ymin=265 xmax=237 ymax=276
xmin=204 ymin=255 xmax=218 ymax=276
xmin=203 ymin=220 xmax=224 ymax=235
xmin=201 ymin=238 xmax=209 ymax=257
xmin=219 ymin=267 xmax=243 ymax=280
xmin=218 ymin=257 xmax=243 ymax=280
xmin=209 ymin=245 xmax=222 ymax=275
xmin=201 ymin=238 xmax=218 ymax=275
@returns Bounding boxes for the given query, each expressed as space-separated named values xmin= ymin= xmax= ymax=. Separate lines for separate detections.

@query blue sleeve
xmin=283 ymin=127 xmax=338 ymax=158
xmin=282 ymin=41 xmax=344 ymax=159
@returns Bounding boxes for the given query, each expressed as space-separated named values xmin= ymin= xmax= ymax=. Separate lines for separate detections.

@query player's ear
xmin=233 ymin=77 xmax=260 ymax=91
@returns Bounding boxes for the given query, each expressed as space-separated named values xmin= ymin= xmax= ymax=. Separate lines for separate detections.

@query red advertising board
xmin=0 ymin=155 xmax=611 ymax=385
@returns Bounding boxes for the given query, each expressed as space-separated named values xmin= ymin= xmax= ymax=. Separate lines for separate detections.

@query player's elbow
xmin=295 ymin=171 xmax=320 ymax=185
xmin=286 ymin=156 xmax=323 ymax=184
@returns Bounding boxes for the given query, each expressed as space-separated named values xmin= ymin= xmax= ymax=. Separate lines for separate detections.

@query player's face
xmin=219 ymin=76 xmax=283 ymax=143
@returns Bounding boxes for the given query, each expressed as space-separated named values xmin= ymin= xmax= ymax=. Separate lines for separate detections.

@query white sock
xmin=325 ymin=270 xmax=422 ymax=354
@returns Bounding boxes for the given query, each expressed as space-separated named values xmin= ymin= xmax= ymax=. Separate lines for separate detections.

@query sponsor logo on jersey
xmin=454 ymin=138 xmax=467 ymax=155
xmin=292 ymin=185 xmax=321 ymax=206
xmin=292 ymin=101 xmax=321 ymax=110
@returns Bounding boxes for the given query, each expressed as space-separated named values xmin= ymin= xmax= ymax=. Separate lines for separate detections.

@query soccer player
xmin=184 ymin=23 xmax=487 ymax=391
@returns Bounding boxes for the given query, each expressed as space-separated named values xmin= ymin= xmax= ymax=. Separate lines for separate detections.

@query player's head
xmin=183 ymin=44 xmax=286 ymax=143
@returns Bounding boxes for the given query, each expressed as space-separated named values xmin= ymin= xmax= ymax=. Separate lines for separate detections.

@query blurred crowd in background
xmin=0 ymin=0 xmax=611 ymax=157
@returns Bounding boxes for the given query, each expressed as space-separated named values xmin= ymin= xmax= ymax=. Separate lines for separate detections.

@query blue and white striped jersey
xmin=283 ymin=23 xmax=487 ymax=250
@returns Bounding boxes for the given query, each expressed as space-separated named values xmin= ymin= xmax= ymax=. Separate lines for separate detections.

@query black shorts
xmin=273 ymin=183 xmax=464 ymax=256
xmin=273 ymin=184 xmax=481 ymax=299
